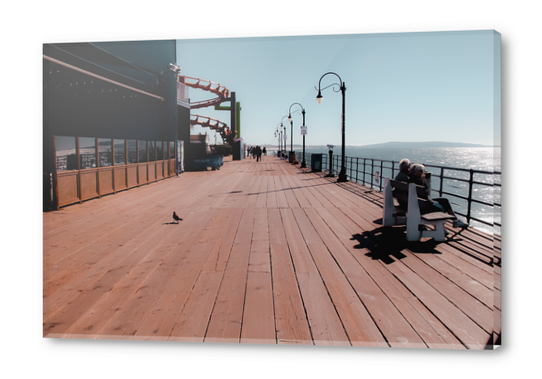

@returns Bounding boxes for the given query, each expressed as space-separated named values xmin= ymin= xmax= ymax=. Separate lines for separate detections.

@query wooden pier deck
xmin=43 ymin=155 xmax=501 ymax=349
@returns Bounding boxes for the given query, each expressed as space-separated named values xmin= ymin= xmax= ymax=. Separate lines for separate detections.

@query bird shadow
xmin=163 ymin=221 xmax=181 ymax=225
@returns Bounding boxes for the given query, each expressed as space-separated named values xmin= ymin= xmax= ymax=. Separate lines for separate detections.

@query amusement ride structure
xmin=178 ymin=76 xmax=239 ymax=146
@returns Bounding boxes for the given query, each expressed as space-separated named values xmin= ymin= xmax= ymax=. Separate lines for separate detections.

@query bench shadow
xmin=352 ymin=226 xmax=444 ymax=265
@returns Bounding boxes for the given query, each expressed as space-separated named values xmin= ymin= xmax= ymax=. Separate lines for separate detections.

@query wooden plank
xmin=408 ymin=250 xmax=494 ymax=309
xmin=44 ymin=156 xmax=499 ymax=347
xmin=274 ymin=176 xmax=289 ymax=209
xmin=74 ymin=208 xmax=222 ymax=338
xmin=281 ymin=175 xmax=300 ymax=209
xmin=328 ymin=196 xmax=498 ymax=348
xmin=236 ymin=207 xmax=274 ymax=341
xmin=265 ymin=170 xmax=278 ymax=209
xmin=204 ymin=208 xmax=256 ymax=343
xmin=280 ymin=209 xmax=350 ymax=346
xmin=302 ymin=178 xmax=338 ymax=209
xmin=43 ymin=221 xmax=182 ymax=336
xmin=241 ymin=272 xmax=276 ymax=344
xmin=268 ymin=208 xmax=312 ymax=345
xmin=293 ymin=176 xmax=326 ymax=209
xmin=283 ymin=174 xmax=313 ymax=209
xmin=44 ymin=169 xmax=220 ymax=244
xmin=244 ymin=175 xmax=262 ymax=209
xmin=315 ymin=206 xmax=464 ymax=349
xmin=248 ymin=209 xmax=271 ymax=273
xmin=385 ymin=260 xmax=490 ymax=349
xmin=294 ymin=208 xmax=411 ymax=348
xmin=291 ymin=207 xmax=383 ymax=346
xmin=43 ymin=178 xmax=219 ymax=302
xmin=436 ymin=243 xmax=494 ymax=277
xmin=366 ymin=257 xmax=466 ymax=349
xmin=134 ymin=208 xmax=240 ymax=339
xmin=201 ymin=207 xmax=244 ymax=272
xmin=255 ymin=176 xmax=269 ymax=208
xmin=167 ymin=271 xmax=224 ymax=342
xmin=43 ymin=214 xmax=175 ymax=322
xmin=399 ymin=254 xmax=493 ymax=335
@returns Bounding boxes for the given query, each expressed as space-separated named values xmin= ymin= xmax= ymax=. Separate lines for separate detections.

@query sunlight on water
xmin=301 ymin=146 xmax=501 ymax=236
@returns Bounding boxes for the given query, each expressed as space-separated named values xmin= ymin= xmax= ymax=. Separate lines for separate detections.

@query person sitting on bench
xmin=408 ymin=163 xmax=468 ymax=229
xmin=393 ymin=158 xmax=411 ymax=209
xmin=395 ymin=158 xmax=411 ymax=182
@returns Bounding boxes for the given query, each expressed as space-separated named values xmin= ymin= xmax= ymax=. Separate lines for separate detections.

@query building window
xmin=128 ymin=140 xmax=137 ymax=164
xmin=138 ymin=141 xmax=147 ymax=163
xmin=99 ymin=138 xmax=113 ymax=167
xmin=169 ymin=141 xmax=175 ymax=159
xmin=149 ymin=141 xmax=156 ymax=162
xmin=114 ymin=139 xmax=126 ymax=165
xmin=55 ymin=136 xmax=77 ymax=172
xmin=157 ymin=141 xmax=163 ymax=161
xmin=80 ymin=137 xmax=96 ymax=169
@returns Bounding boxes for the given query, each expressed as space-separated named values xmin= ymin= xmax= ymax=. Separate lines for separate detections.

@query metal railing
xmin=302 ymin=152 xmax=501 ymax=234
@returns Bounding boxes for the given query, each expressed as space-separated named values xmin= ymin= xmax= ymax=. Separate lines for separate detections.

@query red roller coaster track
xmin=179 ymin=76 xmax=233 ymax=143
xmin=189 ymin=115 xmax=232 ymax=140
xmin=180 ymin=76 xmax=230 ymax=109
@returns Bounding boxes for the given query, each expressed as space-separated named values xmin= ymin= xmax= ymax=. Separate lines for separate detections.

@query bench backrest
xmin=389 ymin=179 xmax=428 ymax=199
xmin=383 ymin=178 xmax=433 ymax=227
xmin=383 ymin=178 xmax=450 ymax=241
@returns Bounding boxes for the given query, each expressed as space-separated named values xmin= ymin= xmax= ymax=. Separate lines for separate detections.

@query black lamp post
xmin=288 ymin=102 xmax=306 ymax=168
xmin=316 ymin=72 xmax=347 ymax=182
xmin=280 ymin=116 xmax=288 ymax=160
xmin=275 ymin=124 xmax=282 ymax=157
xmin=274 ymin=129 xmax=278 ymax=156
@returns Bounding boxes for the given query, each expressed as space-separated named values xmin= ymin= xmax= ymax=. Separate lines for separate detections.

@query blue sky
xmin=176 ymin=30 xmax=500 ymax=147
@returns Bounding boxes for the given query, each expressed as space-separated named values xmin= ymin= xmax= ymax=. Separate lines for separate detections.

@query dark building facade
xmin=43 ymin=40 xmax=188 ymax=209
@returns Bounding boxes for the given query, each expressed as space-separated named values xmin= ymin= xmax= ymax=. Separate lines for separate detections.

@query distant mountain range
xmin=356 ymin=141 xmax=492 ymax=148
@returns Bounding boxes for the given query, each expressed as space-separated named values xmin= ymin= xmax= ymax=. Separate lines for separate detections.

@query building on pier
xmin=43 ymin=40 xmax=191 ymax=209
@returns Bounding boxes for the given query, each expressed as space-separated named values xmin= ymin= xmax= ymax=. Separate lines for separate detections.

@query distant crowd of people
xmin=394 ymin=158 xmax=468 ymax=229
xmin=246 ymin=146 xmax=266 ymax=162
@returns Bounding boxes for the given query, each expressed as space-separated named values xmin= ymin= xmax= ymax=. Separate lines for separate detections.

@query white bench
xmin=383 ymin=178 xmax=454 ymax=242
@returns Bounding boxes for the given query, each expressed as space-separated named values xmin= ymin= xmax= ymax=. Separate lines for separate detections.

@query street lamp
xmin=288 ymin=102 xmax=306 ymax=167
xmin=275 ymin=125 xmax=282 ymax=157
xmin=279 ymin=116 xmax=288 ymax=160
xmin=316 ymin=72 xmax=347 ymax=182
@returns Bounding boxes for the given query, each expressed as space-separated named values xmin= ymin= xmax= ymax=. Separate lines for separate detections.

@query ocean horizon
xmin=267 ymin=145 xmax=500 ymax=172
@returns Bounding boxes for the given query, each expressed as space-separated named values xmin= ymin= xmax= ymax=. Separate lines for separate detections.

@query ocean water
xmin=303 ymin=146 xmax=500 ymax=172
xmin=287 ymin=146 xmax=501 ymax=236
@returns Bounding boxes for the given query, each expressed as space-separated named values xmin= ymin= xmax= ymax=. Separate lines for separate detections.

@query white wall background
xmin=2 ymin=1 xmax=536 ymax=378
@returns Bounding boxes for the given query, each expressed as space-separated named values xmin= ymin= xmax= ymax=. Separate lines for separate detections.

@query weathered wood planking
xmin=44 ymin=155 xmax=499 ymax=348
xmin=280 ymin=208 xmax=350 ymax=346
xmin=268 ymin=208 xmax=312 ymax=344
xmin=204 ymin=208 xmax=256 ymax=343
xmin=241 ymin=209 xmax=275 ymax=344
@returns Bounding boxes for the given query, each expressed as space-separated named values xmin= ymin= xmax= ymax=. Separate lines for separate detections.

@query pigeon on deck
xmin=173 ymin=211 xmax=182 ymax=223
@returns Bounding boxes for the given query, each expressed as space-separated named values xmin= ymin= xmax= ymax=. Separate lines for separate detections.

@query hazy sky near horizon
xmin=176 ymin=30 xmax=500 ymax=147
